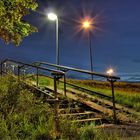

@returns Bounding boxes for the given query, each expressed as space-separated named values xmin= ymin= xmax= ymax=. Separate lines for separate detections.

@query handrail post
xmin=0 ymin=62 xmax=3 ymax=76
xmin=52 ymin=73 xmax=60 ymax=138
xmin=60 ymin=68 xmax=68 ymax=97
xmin=17 ymin=66 xmax=20 ymax=83
xmin=64 ymin=74 xmax=66 ymax=97
xmin=108 ymin=78 xmax=117 ymax=124
xmin=54 ymin=75 xmax=57 ymax=99
xmin=36 ymin=67 xmax=39 ymax=87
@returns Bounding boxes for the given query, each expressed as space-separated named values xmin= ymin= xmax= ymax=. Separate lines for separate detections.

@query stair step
xmin=61 ymin=111 xmax=94 ymax=116
xmin=72 ymin=118 xmax=102 ymax=123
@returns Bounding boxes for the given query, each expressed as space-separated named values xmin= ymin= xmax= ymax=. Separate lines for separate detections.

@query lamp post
xmin=48 ymin=13 xmax=59 ymax=65
xmin=82 ymin=20 xmax=93 ymax=80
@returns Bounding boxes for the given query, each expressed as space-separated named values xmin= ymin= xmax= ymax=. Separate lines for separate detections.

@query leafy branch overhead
xmin=0 ymin=0 xmax=38 ymax=46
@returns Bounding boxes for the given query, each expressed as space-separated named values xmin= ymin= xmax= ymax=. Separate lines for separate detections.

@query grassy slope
xmin=1 ymin=75 xmax=133 ymax=140
xmin=0 ymin=75 xmax=140 ymax=139
xmin=0 ymin=76 xmax=83 ymax=139
xmin=67 ymin=79 xmax=140 ymax=111
xmin=36 ymin=76 xmax=140 ymax=111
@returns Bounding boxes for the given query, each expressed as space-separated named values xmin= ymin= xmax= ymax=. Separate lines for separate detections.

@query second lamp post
xmin=48 ymin=12 xmax=59 ymax=65
xmin=82 ymin=20 xmax=94 ymax=80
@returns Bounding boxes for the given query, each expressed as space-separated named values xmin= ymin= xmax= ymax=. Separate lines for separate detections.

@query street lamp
xmin=106 ymin=68 xmax=114 ymax=76
xmin=47 ymin=12 xmax=59 ymax=65
xmin=82 ymin=20 xmax=94 ymax=80
xmin=83 ymin=21 xmax=91 ymax=29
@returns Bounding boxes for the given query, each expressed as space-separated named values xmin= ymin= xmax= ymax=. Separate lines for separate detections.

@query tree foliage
xmin=0 ymin=0 xmax=38 ymax=46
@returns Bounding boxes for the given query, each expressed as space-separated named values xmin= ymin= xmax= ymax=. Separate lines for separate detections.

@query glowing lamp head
xmin=82 ymin=21 xmax=91 ymax=29
xmin=48 ymin=13 xmax=57 ymax=21
xmin=106 ymin=68 xmax=114 ymax=76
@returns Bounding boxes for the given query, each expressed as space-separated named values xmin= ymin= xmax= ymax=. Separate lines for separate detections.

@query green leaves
xmin=0 ymin=0 xmax=38 ymax=46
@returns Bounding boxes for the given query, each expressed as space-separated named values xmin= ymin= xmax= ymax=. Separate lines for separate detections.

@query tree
xmin=0 ymin=0 xmax=38 ymax=46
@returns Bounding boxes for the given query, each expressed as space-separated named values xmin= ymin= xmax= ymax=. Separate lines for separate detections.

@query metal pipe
xmin=34 ymin=61 xmax=120 ymax=80
xmin=64 ymin=74 xmax=66 ymax=97
xmin=0 ymin=62 xmax=3 ymax=76
xmin=35 ymin=73 xmax=112 ymax=99
xmin=56 ymin=18 xmax=59 ymax=65
xmin=36 ymin=67 xmax=39 ymax=87
xmin=89 ymin=31 xmax=93 ymax=80
xmin=17 ymin=66 xmax=20 ymax=83
xmin=109 ymin=78 xmax=117 ymax=124
xmin=5 ymin=59 xmax=64 ymax=75
xmin=5 ymin=59 xmax=120 ymax=80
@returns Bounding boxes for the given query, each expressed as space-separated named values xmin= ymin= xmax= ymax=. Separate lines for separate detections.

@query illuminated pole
xmin=83 ymin=21 xmax=93 ymax=80
xmin=55 ymin=17 xmax=59 ymax=84
xmin=89 ymin=30 xmax=93 ymax=80
xmin=48 ymin=13 xmax=59 ymax=65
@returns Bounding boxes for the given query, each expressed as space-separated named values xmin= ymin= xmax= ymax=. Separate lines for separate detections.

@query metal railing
xmin=0 ymin=59 xmax=66 ymax=97
xmin=0 ymin=59 xmax=120 ymax=124
xmin=33 ymin=61 xmax=120 ymax=124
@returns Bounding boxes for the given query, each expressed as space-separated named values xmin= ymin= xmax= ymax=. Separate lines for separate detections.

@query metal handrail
xmin=0 ymin=59 xmax=66 ymax=97
xmin=0 ymin=59 xmax=120 ymax=124
xmin=33 ymin=61 xmax=120 ymax=80
xmin=33 ymin=73 xmax=112 ymax=99
xmin=3 ymin=59 xmax=65 ymax=75
xmin=33 ymin=61 xmax=120 ymax=124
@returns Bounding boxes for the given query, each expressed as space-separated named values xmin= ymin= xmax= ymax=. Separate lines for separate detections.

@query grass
xmin=0 ymin=76 xmax=53 ymax=139
xmin=33 ymin=76 xmax=140 ymax=111
xmin=0 ymin=75 xmax=139 ymax=139
xmin=67 ymin=79 xmax=140 ymax=111
xmin=0 ymin=75 xmax=87 ymax=139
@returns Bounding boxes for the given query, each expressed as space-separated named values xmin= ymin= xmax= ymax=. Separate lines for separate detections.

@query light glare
xmin=83 ymin=21 xmax=91 ymax=29
xmin=106 ymin=68 xmax=114 ymax=76
xmin=48 ymin=13 xmax=57 ymax=21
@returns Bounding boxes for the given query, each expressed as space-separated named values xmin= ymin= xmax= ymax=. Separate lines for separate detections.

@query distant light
xmin=82 ymin=21 xmax=91 ymax=29
xmin=106 ymin=68 xmax=114 ymax=76
xmin=48 ymin=13 xmax=57 ymax=21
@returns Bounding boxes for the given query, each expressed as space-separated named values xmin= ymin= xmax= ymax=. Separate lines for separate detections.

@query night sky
xmin=0 ymin=0 xmax=140 ymax=81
